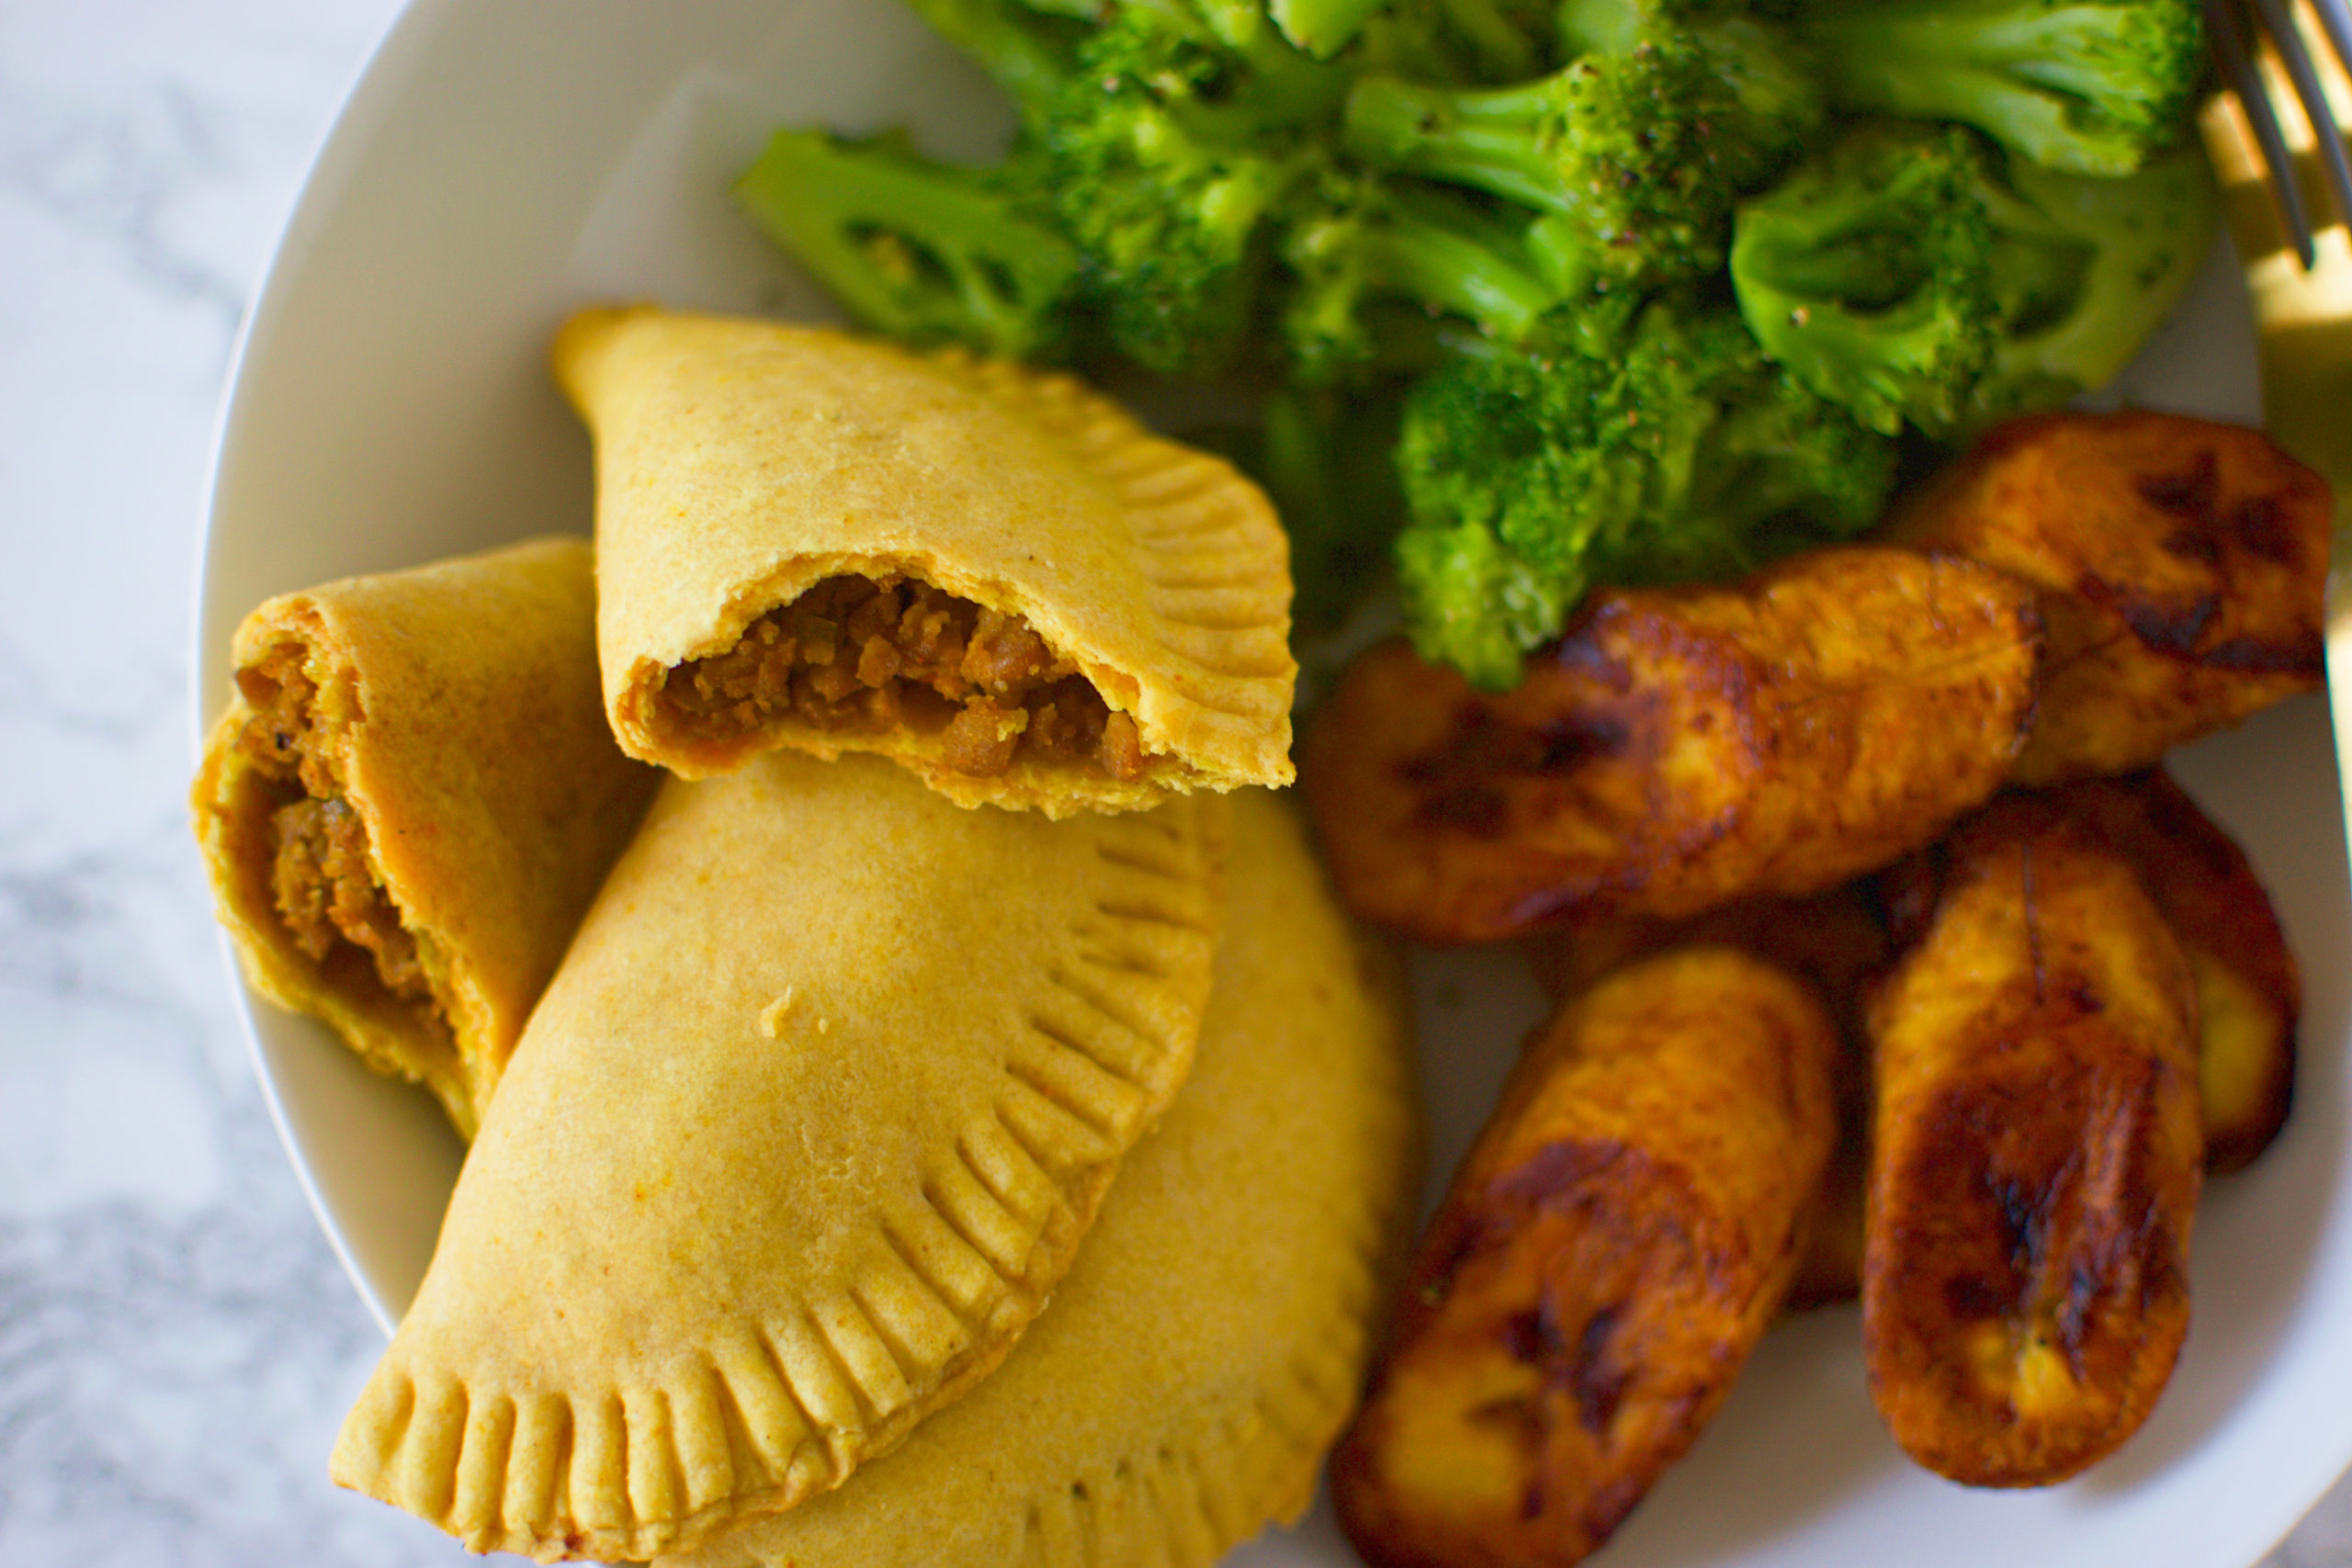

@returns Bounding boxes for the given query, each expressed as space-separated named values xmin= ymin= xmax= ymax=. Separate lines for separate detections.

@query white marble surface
xmin=0 ymin=1 xmax=460 ymax=1562
xmin=4 ymin=1 xmax=2352 ymax=1563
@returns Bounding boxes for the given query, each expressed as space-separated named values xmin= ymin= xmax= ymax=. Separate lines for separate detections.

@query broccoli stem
xmin=1351 ymin=195 xmax=1566 ymax=339
xmin=897 ymin=0 xmax=1080 ymax=107
xmin=1283 ymin=184 xmax=1571 ymax=383
xmin=1343 ymin=24 xmax=1820 ymax=285
xmin=1804 ymin=0 xmax=2205 ymax=175
xmin=736 ymin=130 xmax=1080 ymax=360
xmin=1271 ymin=0 xmax=1390 ymax=58
xmin=1968 ymin=145 xmax=2217 ymax=420
xmin=1728 ymin=124 xmax=1999 ymax=436
xmin=1345 ymin=76 xmax=1578 ymax=217
xmin=1428 ymin=0 xmax=1549 ymax=77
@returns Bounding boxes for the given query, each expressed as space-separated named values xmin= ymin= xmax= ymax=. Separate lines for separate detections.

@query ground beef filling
xmin=232 ymin=649 xmax=441 ymax=1021
xmin=658 ymin=575 xmax=1146 ymax=781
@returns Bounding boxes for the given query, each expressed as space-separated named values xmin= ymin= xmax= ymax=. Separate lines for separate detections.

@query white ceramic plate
xmin=196 ymin=3 xmax=2352 ymax=1564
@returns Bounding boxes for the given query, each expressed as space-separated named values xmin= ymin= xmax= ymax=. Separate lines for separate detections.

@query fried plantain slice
xmin=1524 ymin=887 xmax=1890 ymax=1039
xmin=1333 ymin=948 xmax=1838 ymax=1568
xmin=2046 ymin=769 xmax=2299 ymax=1174
xmin=1864 ymin=795 xmax=2201 ymax=1487
xmin=1886 ymin=409 xmax=2328 ymax=784
xmin=1707 ymin=769 xmax=2300 ymax=1307
xmin=1524 ymin=888 xmax=1891 ymax=1310
xmin=1302 ymin=547 xmax=2042 ymax=945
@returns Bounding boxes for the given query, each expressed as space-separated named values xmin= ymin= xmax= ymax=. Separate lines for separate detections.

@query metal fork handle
xmin=2253 ymin=0 xmax=2352 ymax=245
xmin=2310 ymin=0 xmax=2352 ymax=82
xmin=2208 ymin=0 xmax=2323 ymax=265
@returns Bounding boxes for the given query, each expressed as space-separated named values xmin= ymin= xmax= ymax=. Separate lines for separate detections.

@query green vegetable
xmin=1032 ymin=7 xmax=1347 ymax=377
xmin=1800 ymin=0 xmax=2206 ymax=175
xmin=1341 ymin=0 xmax=1566 ymax=80
xmin=1728 ymin=122 xmax=1999 ymax=436
xmin=743 ymin=0 xmax=2217 ymax=668
xmin=896 ymin=0 xmax=1087 ymax=104
xmin=1395 ymin=296 xmax=1897 ymax=687
xmin=1341 ymin=6 xmax=1821 ymax=285
xmin=1730 ymin=123 xmax=2218 ymax=436
xmin=1280 ymin=173 xmax=1570 ymax=384
xmin=1968 ymin=143 xmax=2217 ymax=420
xmin=1270 ymin=0 xmax=1392 ymax=57
xmin=735 ymin=129 xmax=1080 ymax=361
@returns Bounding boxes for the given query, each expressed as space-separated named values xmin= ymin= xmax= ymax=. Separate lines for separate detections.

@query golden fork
xmin=2200 ymin=0 xmax=2352 ymax=842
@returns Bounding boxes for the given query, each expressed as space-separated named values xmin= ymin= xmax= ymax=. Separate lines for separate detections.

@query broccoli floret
xmin=898 ymin=0 xmax=1089 ymax=107
xmin=1396 ymin=522 xmax=1566 ymax=689
xmin=1801 ymin=0 xmax=2205 ymax=175
xmin=1731 ymin=124 xmax=2217 ymax=438
xmin=1279 ymin=174 xmax=1573 ymax=383
xmin=735 ymin=129 xmax=1081 ymax=361
xmin=1729 ymin=122 xmax=2000 ymax=436
xmin=1191 ymin=0 xmax=1278 ymax=48
xmin=1395 ymin=296 xmax=1897 ymax=687
xmin=1341 ymin=13 xmax=1821 ymax=286
xmin=1033 ymin=7 xmax=1345 ymax=377
xmin=1344 ymin=0 xmax=1566 ymax=77
xmin=1968 ymin=143 xmax=2217 ymax=421
xmin=1271 ymin=0 xmax=1395 ymax=58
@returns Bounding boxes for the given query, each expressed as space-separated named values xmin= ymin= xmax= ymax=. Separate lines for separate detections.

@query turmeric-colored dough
xmin=190 ymin=536 xmax=657 ymax=1136
xmin=660 ymin=792 xmax=1423 ymax=1568
xmin=555 ymin=305 xmax=1296 ymax=814
xmin=331 ymin=750 xmax=1228 ymax=1562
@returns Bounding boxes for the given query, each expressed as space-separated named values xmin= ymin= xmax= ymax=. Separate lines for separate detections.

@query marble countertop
xmin=3 ymin=1 xmax=2350 ymax=1563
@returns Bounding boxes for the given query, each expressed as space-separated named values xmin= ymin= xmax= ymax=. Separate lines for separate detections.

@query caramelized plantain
xmin=1785 ymin=1156 xmax=1868 ymax=1314
xmin=1525 ymin=887 xmax=1891 ymax=1310
xmin=1524 ymin=887 xmax=1891 ymax=1039
xmin=1333 ymin=949 xmax=1838 ymax=1568
xmin=2046 ymin=769 xmax=2299 ymax=1173
xmin=1707 ymin=772 xmax=2302 ymax=1308
xmin=1887 ymin=410 xmax=2329 ymax=784
xmin=1303 ymin=547 xmax=2042 ymax=945
xmin=1864 ymin=796 xmax=2202 ymax=1487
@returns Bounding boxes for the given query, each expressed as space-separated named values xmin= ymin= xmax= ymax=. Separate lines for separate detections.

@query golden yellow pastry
xmin=190 ymin=536 xmax=657 ymax=1137
xmin=661 ymin=791 xmax=1423 ymax=1568
xmin=554 ymin=305 xmax=1295 ymax=814
xmin=331 ymin=750 xmax=1228 ymax=1562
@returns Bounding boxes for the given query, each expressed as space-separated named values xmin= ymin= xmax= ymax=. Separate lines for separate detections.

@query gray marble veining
xmin=1 ymin=1 xmax=2346 ymax=1564
xmin=0 ymin=1 xmax=467 ymax=1561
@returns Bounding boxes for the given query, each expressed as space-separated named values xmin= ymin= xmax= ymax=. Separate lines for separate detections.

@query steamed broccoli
xmin=1270 ymin=0 xmax=1394 ymax=59
xmin=1395 ymin=295 xmax=1897 ymax=686
xmin=1031 ymin=7 xmax=1347 ymax=377
xmin=1967 ymin=143 xmax=2217 ymax=420
xmin=1728 ymin=122 xmax=1999 ymax=435
xmin=1279 ymin=174 xmax=1573 ymax=383
xmin=1341 ymin=9 xmax=1821 ymax=286
xmin=744 ymin=0 xmax=2222 ymax=659
xmin=896 ymin=0 xmax=1089 ymax=107
xmin=1801 ymin=0 xmax=2206 ymax=175
xmin=1729 ymin=124 xmax=2217 ymax=438
xmin=1344 ymin=0 xmax=1566 ymax=78
xmin=735 ymin=129 xmax=1081 ymax=360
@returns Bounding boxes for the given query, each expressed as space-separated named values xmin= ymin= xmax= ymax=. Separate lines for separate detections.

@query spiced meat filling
xmin=657 ymin=574 xmax=1147 ymax=780
xmin=232 ymin=647 xmax=443 ymax=1023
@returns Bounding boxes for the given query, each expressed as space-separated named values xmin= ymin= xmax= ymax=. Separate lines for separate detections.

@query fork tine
xmin=2306 ymin=0 xmax=2352 ymax=83
xmin=2207 ymin=0 xmax=2321 ymax=265
xmin=2253 ymin=0 xmax=2352 ymax=239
